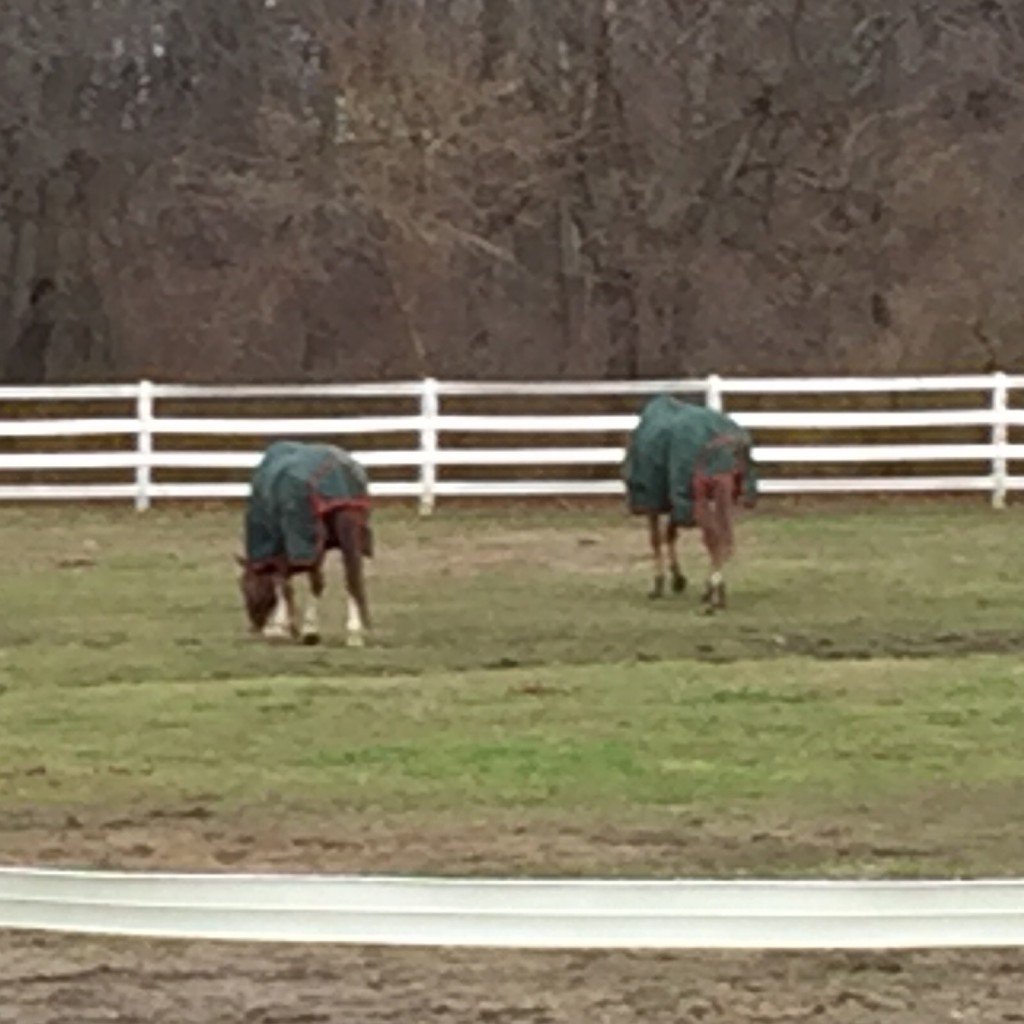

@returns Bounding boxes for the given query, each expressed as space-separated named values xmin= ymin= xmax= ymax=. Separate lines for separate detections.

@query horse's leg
xmin=647 ymin=514 xmax=665 ymax=598
xmin=330 ymin=509 xmax=371 ymax=648
xmin=699 ymin=478 xmax=733 ymax=611
xmin=702 ymin=565 xmax=726 ymax=611
xmin=695 ymin=486 xmax=720 ymax=612
xmin=342 ymin=533 xmax=368 ymax=648
xmin=283 ymin=576 xmax=301 ymax=638
xmin=345 ymin=594 xmax=366 ymax=647
xmin=264 ymin=574 xmax=294 ymax=639
xmin=666 ymin=521 xmax=686 ymax=593
xmin=300 ymin=565 xmax=324 ymax=645
xmin=699 ymin=532 xmax=723 ymax=612
xmin=714 ymin=489 xmax=735 ymax=609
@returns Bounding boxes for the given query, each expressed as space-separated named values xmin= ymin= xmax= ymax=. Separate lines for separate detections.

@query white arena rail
xmin=2 ymin=868 xmax=1024 ymax=949
xmin=0 ymin=373 xmax=1018 ymax=512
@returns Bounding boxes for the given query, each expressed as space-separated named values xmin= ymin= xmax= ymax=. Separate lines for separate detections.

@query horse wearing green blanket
xmin=623 ymin=395 xmax=757 ymax=610
xmin=237 ymin=441 xmax=373 ymax=646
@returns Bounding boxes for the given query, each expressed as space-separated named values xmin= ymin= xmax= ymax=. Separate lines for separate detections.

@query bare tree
xmin=6 ymin=0 xmax=1024 ymax=382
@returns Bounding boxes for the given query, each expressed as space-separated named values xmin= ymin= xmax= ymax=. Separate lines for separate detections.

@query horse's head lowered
xmin=236 ymin=556 xmax=277 ymax=633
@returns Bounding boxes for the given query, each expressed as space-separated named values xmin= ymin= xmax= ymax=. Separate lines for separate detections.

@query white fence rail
xmin=3 ymin=868 xmax=1024 ymax=949
xmin=0 ymin=373 xmax=1020 ymax=513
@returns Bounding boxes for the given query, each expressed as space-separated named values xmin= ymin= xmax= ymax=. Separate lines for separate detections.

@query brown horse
xmin=624 ymin=396 xmax=757 ymax=613
xmin=237 ymin=506 xmax=372 ymax=646
xmin=237 ymin=441 xmax=373 ymax=646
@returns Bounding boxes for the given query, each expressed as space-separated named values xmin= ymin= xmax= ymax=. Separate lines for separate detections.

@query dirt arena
xmin=5 ymin=932 xmax=1024 ymax=1023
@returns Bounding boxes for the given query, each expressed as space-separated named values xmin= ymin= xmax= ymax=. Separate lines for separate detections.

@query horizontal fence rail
xmin=0 ymin=373 xmax=1020 ymax=512
xmin=2 ymin=868 xmax=1024 ymax=949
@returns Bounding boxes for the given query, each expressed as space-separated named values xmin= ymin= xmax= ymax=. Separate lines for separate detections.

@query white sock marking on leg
xmin=346 ymin=596 xmax=365 ymax=647
xmin=265 ymin=583 xmax=291 ymax=639
xmin=302 ymin=594 xmax=320 ymax=638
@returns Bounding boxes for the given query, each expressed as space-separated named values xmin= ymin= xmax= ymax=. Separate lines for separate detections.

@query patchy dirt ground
xmin=2 ymin=776 xmax=1024 ymax=879
xmin=4 ymin=932 xmax=1024 ymax=1023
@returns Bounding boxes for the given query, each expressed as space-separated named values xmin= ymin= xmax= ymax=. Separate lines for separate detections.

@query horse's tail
xmin=712 ymin=473 xmax=735 ymax=564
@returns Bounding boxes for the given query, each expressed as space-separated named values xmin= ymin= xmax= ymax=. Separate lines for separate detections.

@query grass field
xmin=3 ymin=500 xmax=1024 ymax=879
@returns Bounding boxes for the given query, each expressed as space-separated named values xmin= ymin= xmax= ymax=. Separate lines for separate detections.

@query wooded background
xmin=2 ymin=0 xmax=1022 ymax=383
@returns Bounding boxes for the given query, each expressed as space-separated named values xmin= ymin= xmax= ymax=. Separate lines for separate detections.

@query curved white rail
xmin=1 ymin=869 xmax=1023 ymax=949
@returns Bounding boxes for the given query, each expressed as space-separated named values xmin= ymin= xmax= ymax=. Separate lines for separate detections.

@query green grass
xmin=4 ymin=501 xmax=1024 ymax=875
xmin=3 ymin=655 xmax=1024 ymax=817
xmin=4 ymin=501 xmax=1024 ymax=690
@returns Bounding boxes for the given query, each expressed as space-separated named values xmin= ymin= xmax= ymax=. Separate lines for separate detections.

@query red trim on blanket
xmin=244 ymin=453 xmax=371 ymax=573
xmin=299 ymin=453 xmax=371 ymax=568
xmin=694 ymin=432 xmax=750 ymax=495
xmin=690 ymin=429 xmax=751 ymax=524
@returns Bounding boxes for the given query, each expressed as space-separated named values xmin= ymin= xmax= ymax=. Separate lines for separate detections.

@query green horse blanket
xmin=245 ymin=441 xmax=370 ymax=570
xmin=623 ymin=394 xmax=758 ymax=526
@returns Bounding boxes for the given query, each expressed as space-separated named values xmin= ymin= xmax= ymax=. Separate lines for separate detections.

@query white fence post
xmin=134 ymin=379 xmax=154 ymax=512
xmin=419 ymin=377 xmax=439 ymax=516
xmin=706 ymin=373 xmax=723 ymax=412
xmin=991 ymin=370 xmax=1008 ymax=510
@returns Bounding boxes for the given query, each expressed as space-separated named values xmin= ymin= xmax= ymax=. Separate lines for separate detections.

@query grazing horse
xmin=622 ymin=395 xmax=757 ymax=611
xmin=237 ymin=441 xmax=373 ymax=646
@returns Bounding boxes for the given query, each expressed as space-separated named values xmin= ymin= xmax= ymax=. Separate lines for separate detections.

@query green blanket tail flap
xmin=623 ymin=395 xmax=757 ymax=526
xmin=245 ymin=441 xmax=369 ymax=568
xmin=622 ymin=394 xmax=682 ymax=515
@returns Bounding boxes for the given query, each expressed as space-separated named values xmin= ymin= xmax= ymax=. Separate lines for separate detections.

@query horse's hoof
xmin=671 ymin=573 xmax=687 ymax=594
xmin=346 ymin=633 xmax=365 ymax=648
xmin=301 ymin=632 xmax=321 ymax=646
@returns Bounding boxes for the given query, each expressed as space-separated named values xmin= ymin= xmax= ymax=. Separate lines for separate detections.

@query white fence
xmin=4 ymin=867 xmax=1024 ymax=949
xmin=0 ymin=373 xmax=1021 ymax=512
